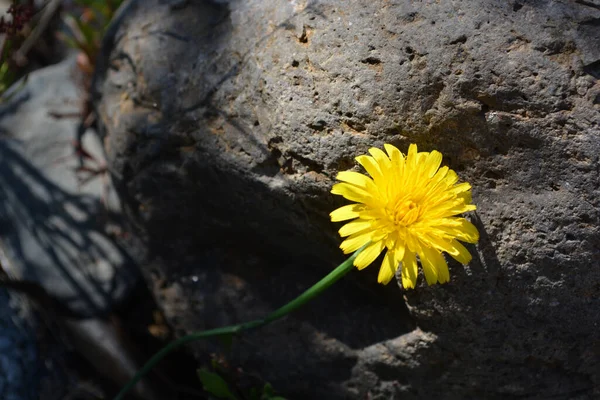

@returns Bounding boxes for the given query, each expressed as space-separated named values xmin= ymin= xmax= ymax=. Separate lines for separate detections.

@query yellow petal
xmin=422 ymin=166 xmax=450 ymax=199
xmin=452 ymin=203 xmax=477 ymax=215
xmin=370 ymin=224 xmax=391 ymax=242
xmin=422 ymin=199 xmax=477 ymax=220
xmin=340 ymin=231 xmax=373 ymax=253
xmin=408 ymin=143 xmax=418 ymax=157
xmin=419 ymin=245 xmax=449 ymax=285
xmin=405 ymin=144 xmax=418 ymax=176
xmin=378 ymin=250 xmax=397 ymax=284
xmin=424 ymin=150 xmax=443 ymax=178
xmin=330 ymin=204 xmax=363 ymax=222
xmin=394 ymin=239 xmax=406 ymax=261
xmin=356 ymin=155 xmax=383 ymax=182
xmin=358 ymin=208 xmax=383 ymax=220
xmin=339 ymin=219 xmax=373 ymax=237
xmin=384 ymin=143 xmax=405 ymax=179
xmin=426 ymin=235 xmax=473 ymax=265
xmin=431 ymin=165 xmax=449 ymax=183
xmin=368 ymin=147 xmax=392 ymax=172
xmin=456 ymin=191 xmax=474 ymax=209
xmin=331 ymin=182 xmax=372 ymax=203
xmin=384 ymin=230 xmax=397 ymax=249
xmin=336 ymin=171 xmax=377 ymax=192
xmin=405 ymin=231 xmax=419 ymax=253
xmin=447 ymin=239 xmax=472 ymax=264
xmin=401 ymin=250 xmax=418 ymax=289
xmin=383 ymin=143 xmax=401 ymax=162
xmin=405 ymin=145 xmax=426 ymax=189
xmin=449 ymin=182 xmax=471 ymax=195
xmin=354 ymin=240 xmax=385 ymax=270
xmin=423 ymin=170 xmax=458 ymax=200
xmin=442 ymin=169 xmax=459 ymax=187
xmin=437 ymin=218 xmax=479 ymax=243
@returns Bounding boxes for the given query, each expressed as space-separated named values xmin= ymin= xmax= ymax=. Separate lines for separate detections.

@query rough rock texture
xmin=95 ymin=0 xmax=600 ymax=398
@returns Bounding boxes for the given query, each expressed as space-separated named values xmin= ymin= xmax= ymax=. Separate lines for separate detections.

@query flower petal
xmin=424 ymin=150 xmax=443 ymax=178
xmin=422 ymin=199 xmax=477 ymax=220
xmin=421 ymin=166 xmax=451 ymax=200
xmin=340 ymin=231 xmax=373 ymax=253
xmin=331 ymin=182 xmax=373 ymax=203
xmin=432 ymin=165 xmax=450 ymax=183
xmin=336 ymin=171 xmax=377 ymax=192
xmin=384 ymin=143 xmax=405 ymax=181
xmin=437 ymin=218 xmax=479 ymax=243
xmin=358 ymin=209 xmax=383 ymax=220
xmin=446 ymin=239 xmax=473 ymax=264
xmin=405 ymin=144 xmax=418 ymax=176
xmin=369 ymin=147 xmax=392 ymax=173
xmin=330 ymin=204 xmax=363 ymax=222
xmin=378 ymin=249 xmax=398 ymax=284
xmin=384 ymin=230 xmax=397 ymax=249
xmin=459 ymin=189 xmax=473 ymax=203
xmin=401 ymin=250 xmax=418 ymax=289
xmin=394 ymin=238 xmax=406 ymax=261
xmin=354 ymin=240 xmax=385 ymax=270
xmin=442 ymin=169 xmax=459 ymax=187
xmin=383 ymin=143 xmax=401 ymax=163
xmin=339 ymin=219 xmax=373 ymax=237
xmin=449 ymin=182 xmax=471 ymax=195
xmin=405 ymin=231 xmax=419 ymax=253
xmin=356 ymin=155 xmax=383 ymax=182
xmin=419 ymin=245 xmax=449 ymax=285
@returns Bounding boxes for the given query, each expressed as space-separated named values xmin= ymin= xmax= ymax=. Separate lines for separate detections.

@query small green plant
xmin=197 ymin=368 xmax=238 ymax=400
xmin=197 ymin=363 xmax=286 ymax=400
xmin=0 ymin=38 xmax=20 ymax=96
xmin=59 ymin=0 xmax=123 ymax=67
xmin=249 ymin=383 xmax=286 ymax=400
xmin=57 ymin=0 xmax=125 ymax=178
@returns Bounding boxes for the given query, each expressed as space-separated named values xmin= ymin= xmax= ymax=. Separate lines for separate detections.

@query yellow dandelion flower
xmin=329 ymin=143 xmax=479 ymax=288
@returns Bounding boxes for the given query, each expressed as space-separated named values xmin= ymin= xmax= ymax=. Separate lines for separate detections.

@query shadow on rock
xmin=0 ymin=141 xmax=137 ymax=317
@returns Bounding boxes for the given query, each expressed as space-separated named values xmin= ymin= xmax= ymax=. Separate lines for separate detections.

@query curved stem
xmin=114 ymin=248 xmax=362 ymax=400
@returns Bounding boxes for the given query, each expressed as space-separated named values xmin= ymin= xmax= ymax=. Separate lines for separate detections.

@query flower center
xmin=388 ymin=198 xmax=421 ymax=226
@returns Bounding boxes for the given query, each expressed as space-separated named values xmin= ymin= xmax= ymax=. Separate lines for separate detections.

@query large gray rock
xmin=0 ymin=56 xmax=138 ymax=317
xmin=94 ymin=0 xmax=600 ymax=398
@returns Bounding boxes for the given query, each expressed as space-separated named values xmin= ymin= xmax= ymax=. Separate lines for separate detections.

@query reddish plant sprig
xmin=0 ymin=0 xmax=35 ymax=37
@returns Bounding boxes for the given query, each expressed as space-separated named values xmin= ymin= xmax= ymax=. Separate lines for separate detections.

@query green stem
xmin=114 ymin=248 xmax=362 ymax=400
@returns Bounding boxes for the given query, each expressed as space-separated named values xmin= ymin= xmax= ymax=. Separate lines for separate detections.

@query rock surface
xmin=0 ymin=56 xmax=138 ymax=317
xmin=95 ymin=0 xmax=600 ymax=398
xmin=0 ymin=287 xmax=39 ymax=400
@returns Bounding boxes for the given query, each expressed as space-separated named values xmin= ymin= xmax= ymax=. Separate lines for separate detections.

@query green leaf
xmin=261 ymin=383 xmax=287 ymax=400
xmin=262 ymin=383 xmax=275 ymax=397
xmin=197 ymin=368 xmax=238 ymax=400
xmin=74 ymin=17 xmax=98 ymax=47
